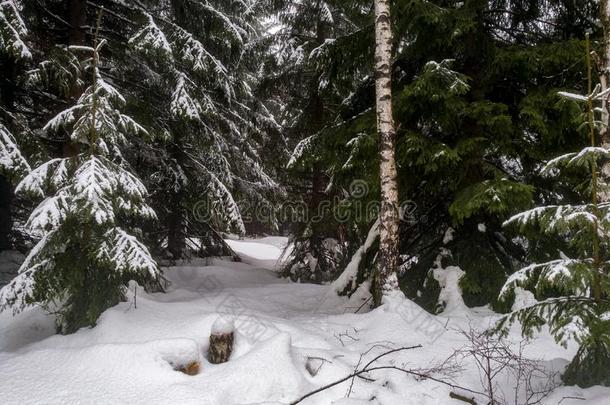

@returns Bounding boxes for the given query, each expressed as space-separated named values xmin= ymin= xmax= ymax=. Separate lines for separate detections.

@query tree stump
xmin=208 ymin=317 xmax=234 ymax=364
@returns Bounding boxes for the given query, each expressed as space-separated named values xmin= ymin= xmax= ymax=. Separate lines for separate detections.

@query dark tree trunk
xmin=60 ymin=0 xmax=88 ymax=157
xmin=309 ymin=162 xmax=328 ymax=272
xmin=171 ymin=0 xmax=188 ymax=24
xmin=0 ymin=56 xmax=17 ymax=109
xmin=303 ymin=16 xmax=331 ymax=274
xmin=0 ymin=176 xmax=13 ymax=251
xmin=0 ymin=53 xmax=18 ymax=253
xmin=167 ymin=190 xmax=187 ymax=259
xmin=165 ymin=127 xmax=188 ymax=259
xmin=163 ymin=4 xmax=192 ymax=259
xmin=68 ymin=0 xmax=87 ymax=46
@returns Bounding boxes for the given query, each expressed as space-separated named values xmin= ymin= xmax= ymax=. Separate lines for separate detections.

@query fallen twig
xmin=558 ymin=396 xmax=586 ymax=404
xmin=290 ymin=345 xmax=483 ymax=404
xmin=450 ymin=391 xmax=478 ymax=404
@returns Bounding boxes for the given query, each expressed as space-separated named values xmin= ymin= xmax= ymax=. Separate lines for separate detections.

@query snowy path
xmin=0 ymin=238 xmax=608 ymax=404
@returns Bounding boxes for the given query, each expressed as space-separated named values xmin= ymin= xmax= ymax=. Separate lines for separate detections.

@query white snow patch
xmin=511 ymin=287 xmax=538 ymax=311
xmin=433 ymin=264 xmax=468 ymax=315
xmin=225 ymin=237 xmax=286 ymax=270
xmin=211 ymin=316 xmax=234 ymax=335
xmin=0 ymin=238 xmax=606 ymax=404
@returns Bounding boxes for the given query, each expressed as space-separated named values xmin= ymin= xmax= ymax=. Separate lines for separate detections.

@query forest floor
xmin=0 ymin=237 xmax=608 ymax=404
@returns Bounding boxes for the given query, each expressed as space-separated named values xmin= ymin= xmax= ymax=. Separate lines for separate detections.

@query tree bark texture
xmin=208 ymin=330 xmax=234 ymax=364
xmin=372 ymin=0 xmax=400 ymax=306
xmin=68 ymin=0 xmax=87 ymax=46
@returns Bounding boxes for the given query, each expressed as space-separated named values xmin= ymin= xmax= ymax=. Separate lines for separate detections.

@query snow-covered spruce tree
xmin=6 ymin=0 xmax=282 ymax=259
xmin=496 ymin=35 xmax=610 ymax=387
xmin=0 ymin=0 xmax=31 ymax=251
xmin=285 ymin=0 xmax=596 ymax=313
xmin=127 ymin=1 xmax=281 ymax=259
xmin=0 ymin=122 xmax=29 ymax=179
xmin=0 ymin=25 xmax=160 ymax=334
xmin=0 ymin=0 xmax=30 ymax=175
xmin=0 ymin=122 xmax=30 ymax=249
xmin=0 ymin=0 xmax=30 ymax=61
xmin=268 ymin=0 xmax=373 ymax=282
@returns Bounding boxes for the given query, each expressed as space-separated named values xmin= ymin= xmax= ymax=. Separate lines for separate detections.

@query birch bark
xmin=372 ymin=0 xmax=400 ymax=306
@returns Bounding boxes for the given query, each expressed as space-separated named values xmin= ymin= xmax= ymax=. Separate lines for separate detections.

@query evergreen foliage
xmin=0 ymin=0 xmax=607 ymax=367
xmin=279 ymin=0 xmax=599 ymax=309
xmin=0 ymin=0 xmax=30 ymax=60
xmin=2 ymin=0 xmax=283 ymax=260
xmin=0 ymin=122 xmax=29 ymax=181
xmin=496 ymin=36 xmax=610 ymax=387
xmin=0 ymin=0 xmax=285 ymax=335
xmin=0 ymin=35 xmax=160 ymax=333
xmin=267 ymin=0 xmax=373 ymax=281
xmin=123 ymin=0 xmax=282 ymax=258
xmin=0 ymin=0 xmax=34 ymax=252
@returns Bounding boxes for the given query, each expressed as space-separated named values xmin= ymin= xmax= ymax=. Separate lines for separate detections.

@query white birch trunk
xmin=372 ymin=0 xmax=400 ymax=306
xmin=600 ymin=0 xmax=610 ymax=201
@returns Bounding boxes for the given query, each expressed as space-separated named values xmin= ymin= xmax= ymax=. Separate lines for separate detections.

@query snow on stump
xmin=208 ymin=317 xmax=234 ymax=364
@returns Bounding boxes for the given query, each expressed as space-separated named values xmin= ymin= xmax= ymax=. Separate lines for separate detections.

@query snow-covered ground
xmin=0 ymin=238 xmax=608 ymax=404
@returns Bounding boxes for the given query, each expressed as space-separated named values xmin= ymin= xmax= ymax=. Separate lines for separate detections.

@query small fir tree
xmin=496 ymin=34 xmax=610 ymax=387
xmin=0 ymin=15 xmax=160 ymax=333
